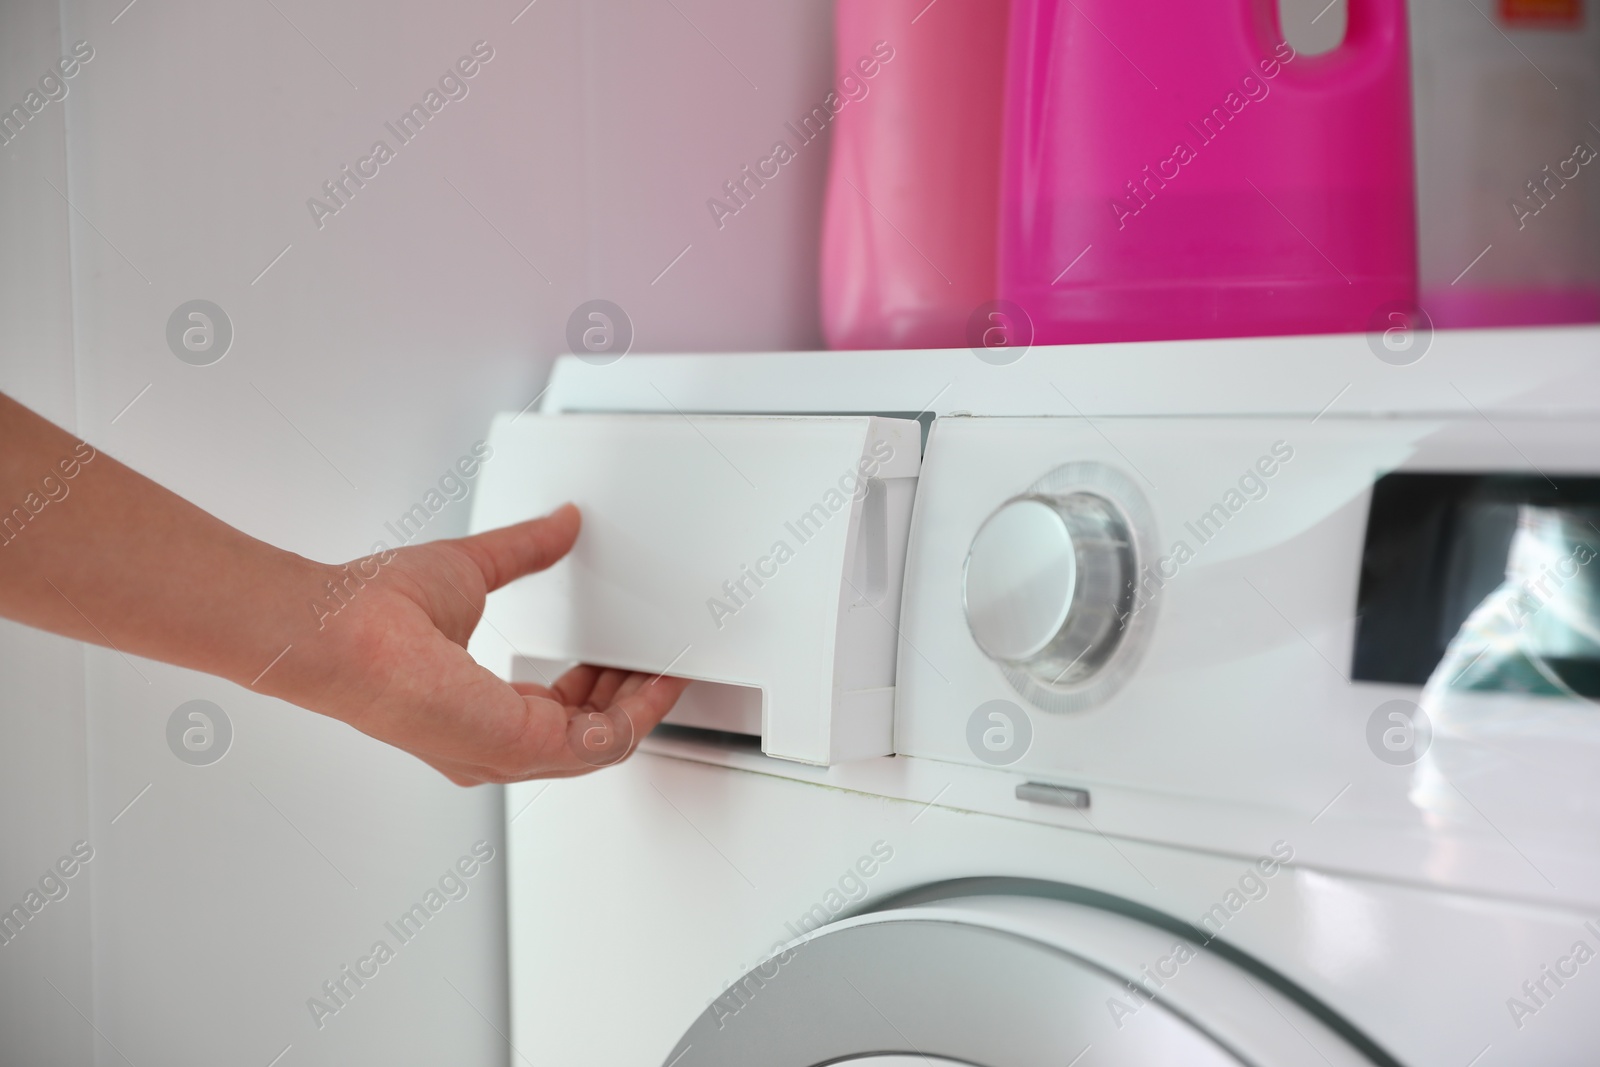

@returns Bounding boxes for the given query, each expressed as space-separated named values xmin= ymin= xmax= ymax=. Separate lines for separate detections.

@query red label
xmin=1499 ymin=0 xmax=1583 ymax=26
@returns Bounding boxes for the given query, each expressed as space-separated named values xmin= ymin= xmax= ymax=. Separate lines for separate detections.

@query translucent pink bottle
xmin=998 ymin=0 xmax=1417 ymax=344
xmin=820 ymin=0 xmax=1010 ymax=350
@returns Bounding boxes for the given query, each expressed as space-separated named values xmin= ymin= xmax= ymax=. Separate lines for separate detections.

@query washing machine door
xmin=663 ymin=892 xmax=1396 ymax=1067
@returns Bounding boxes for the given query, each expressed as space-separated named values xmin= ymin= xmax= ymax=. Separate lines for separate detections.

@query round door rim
xmin=662 ymin=878 xmax=1404 ymax=1067
xmin=864 ymin=878 xmax=1404 ymax=1067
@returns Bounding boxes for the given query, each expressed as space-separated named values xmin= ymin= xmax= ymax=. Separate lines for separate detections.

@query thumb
xmin=450 ymin=503 xmax=581 ymax=592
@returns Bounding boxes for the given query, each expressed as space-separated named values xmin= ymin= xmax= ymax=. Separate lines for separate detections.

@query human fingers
xmin=445 ymin=503 xmax=580 ymax=593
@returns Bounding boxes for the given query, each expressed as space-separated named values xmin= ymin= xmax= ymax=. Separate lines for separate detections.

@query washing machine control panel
xmin=896 ymin=408 xmax=1600 ymax=881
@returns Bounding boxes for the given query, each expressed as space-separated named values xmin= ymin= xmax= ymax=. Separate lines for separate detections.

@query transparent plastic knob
xmin=963 ymin=492 xmax=1136 ymax=689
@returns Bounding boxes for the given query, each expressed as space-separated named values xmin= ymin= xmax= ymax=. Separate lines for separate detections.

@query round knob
xmin=963 ymin=493 xmax=1136 ymax=689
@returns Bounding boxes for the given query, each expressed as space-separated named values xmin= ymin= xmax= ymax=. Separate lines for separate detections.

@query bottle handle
xmin=1247 ymin=0 xmax=1408 ymax=82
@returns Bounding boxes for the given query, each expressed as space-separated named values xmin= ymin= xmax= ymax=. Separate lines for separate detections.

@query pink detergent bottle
xmin=820 ymin=0 xmax=1011 ymax=350
xmin=998 ymin=0 xmax=1417 ymax=344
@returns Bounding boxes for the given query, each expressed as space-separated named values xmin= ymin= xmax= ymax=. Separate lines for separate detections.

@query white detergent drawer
xmin=467 ymin=413 xmax=921 ymax=765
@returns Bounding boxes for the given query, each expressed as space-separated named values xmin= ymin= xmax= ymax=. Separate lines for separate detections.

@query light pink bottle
xmin=820 ymin=0 xmax=1010 ymax=350
xmin=998 ymin=0 xmax=1417 ymax=344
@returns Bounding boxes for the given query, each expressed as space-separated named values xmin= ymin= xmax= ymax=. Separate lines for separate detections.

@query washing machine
xmin=468 ymin=327 xmax=1600 ymax=1066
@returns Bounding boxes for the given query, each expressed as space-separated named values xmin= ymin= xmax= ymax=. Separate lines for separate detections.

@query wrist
xmin=226 ymin=548 xmax=345 ymax=706
xmin=243 ymin=548 xmax=394 ymax=724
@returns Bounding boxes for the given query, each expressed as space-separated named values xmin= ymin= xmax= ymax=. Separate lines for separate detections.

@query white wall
xmin=2 ymin=0 xmax=835 ymax=1064
xmin=0 ymin=3 xmax=95 ymax=1065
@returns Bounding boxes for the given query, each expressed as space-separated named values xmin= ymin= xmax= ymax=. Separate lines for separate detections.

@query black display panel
xmin=1352 ymin=473 xmax=1600 ymax=694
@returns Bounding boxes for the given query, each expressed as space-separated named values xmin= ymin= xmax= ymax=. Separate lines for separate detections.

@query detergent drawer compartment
xmin=469 ymin=412 xmax=921 ymax=765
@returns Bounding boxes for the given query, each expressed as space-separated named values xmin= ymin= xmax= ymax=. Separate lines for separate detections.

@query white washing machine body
xmin=473 ymin=328 xmax=1600 ymax=1067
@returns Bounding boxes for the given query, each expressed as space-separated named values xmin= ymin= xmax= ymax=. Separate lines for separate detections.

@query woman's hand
xmin=0 ymin=393 xmax=687 ymax=784
xmin=289 ymin=504 xmax=690 ymax=785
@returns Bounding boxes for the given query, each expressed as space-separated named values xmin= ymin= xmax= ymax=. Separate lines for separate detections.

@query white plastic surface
xmin=541 ymin=328 xmax=1600 ymax=419
xmin=507 ymin=750 xmax=1600 ymax=1067
xmin=469 ymin=413 xmax=920 ymax=764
